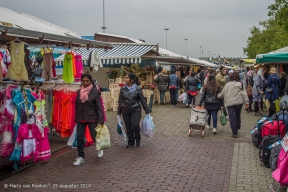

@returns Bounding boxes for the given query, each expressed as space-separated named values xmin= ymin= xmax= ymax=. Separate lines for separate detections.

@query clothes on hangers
xmin=88 ymin=50 xmax=103 ymax=72
xmin=74 ymin=54 xmax=84 ymax=81
xmin=24 ymin=47 xmax=32 ymax=79
xmin=42 ymin=52 xmax=55 ymax=81
xmin=63 ymin=52 xmax=75 ymax=83
xmin=6 ymin=41 xmax=28 ymax=81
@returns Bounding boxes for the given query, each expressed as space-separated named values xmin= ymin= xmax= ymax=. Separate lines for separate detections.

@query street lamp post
xmin=164 ymin=28 xmax=169 ymax=49
xmin=101 ymin=0 xmax=107 ymax=33
xmin=184 ymin=39 xmax=188 ymax=56
xmin=199 ymin=46 xmax=202 ymax=58
xmin=208 ymin=51 xmax=210 ymax=61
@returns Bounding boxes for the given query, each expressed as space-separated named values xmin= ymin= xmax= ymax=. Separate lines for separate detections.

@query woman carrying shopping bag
xmin=117 ymin=73 xmax=150 ymax=148
xmin=198 ymin=75 xmax=223 ymax=134
xmin=217 ymin=72 xmax=249 ymax=138
xmin=74 ymin=73 xmax=105 ymax=166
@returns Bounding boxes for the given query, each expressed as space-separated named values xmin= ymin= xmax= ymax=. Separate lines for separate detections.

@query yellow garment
xmin=275 ymin=97 xmax=281 ymax=112
xmin=6 ymin=41 xmax=28 ymax=81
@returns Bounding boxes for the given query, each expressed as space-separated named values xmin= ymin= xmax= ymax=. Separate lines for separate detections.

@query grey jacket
xmin=75 ymin=87 xmax=104 ymax=124
xmin=217 ymin=81 xmax=249 ymax=107
xmin=155 ymin=73 xmax=168 ymax=91
xmin=252 ymin=74 xmax=264 ymax=96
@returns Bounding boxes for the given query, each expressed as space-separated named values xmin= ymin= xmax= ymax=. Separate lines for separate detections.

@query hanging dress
xmin=6 ymin=41 xmax=28 ymax=81
xmin=74 ymin=54 xmax=84 ymax=81
xmin=41 ymin=52 xmax=54 ymax=81
xmin=63 ymin=53 xmax=75 ymax=83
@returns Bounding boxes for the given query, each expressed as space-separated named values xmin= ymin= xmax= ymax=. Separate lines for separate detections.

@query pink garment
xmin=79 ymin=84 xmax=93 ymax=103
xmin=0 ymin=117 xmax=14 ymax=156
xmin=16 ymin=124 xmax=41 ymax=163
xmin=272 ymin=148 xmax=288 ymax=185
xmin=74 ymin=54 xmax=84 ymax=81
xmin=36 ymin=127 xmax=51 ymax=161
xmin=5 ymin=84 xmax=17 ymax=99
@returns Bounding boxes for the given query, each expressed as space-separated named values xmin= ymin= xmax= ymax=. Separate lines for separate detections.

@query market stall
xmin=0 ymin=21 xmax=113 ymax=172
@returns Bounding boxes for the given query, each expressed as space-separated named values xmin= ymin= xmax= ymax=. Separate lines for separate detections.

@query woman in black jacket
xmin=74 ymin=73 xmax=105 ymax=166
xmin=118 ymin=73 xmax=150 ymax=148
xmin=198 ymin=75 xmax=223 ymax=134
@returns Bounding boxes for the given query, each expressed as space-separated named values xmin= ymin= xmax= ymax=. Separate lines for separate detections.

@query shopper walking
xmin=217 ymin=72 xmax=249 ymax=138
xmin=252 ymin=68 xmax=265 ymax=116
xmin=185 ymin=72 xmax=200 ymax=107
xmin=154 ymin=68 xmax=168 ymax=105
xmin=266 ymin=67 xmax=281 ymax=117
xmin=168 ymin=69 xmax=180 ymax=107
xmin=74 ymin=73 xmax=105 ymax=166
xmin=118 ymin=73 xmax=150 ymax=148
xmin=278 ymin=72 xmax=286 ymax=97
xmin=245 ymin=70 xmax=254 ymax=113
xmin=198 ymin=74 xmax=223 ymax=134
xmin=216 ymin=66 xmax=228 ymax=118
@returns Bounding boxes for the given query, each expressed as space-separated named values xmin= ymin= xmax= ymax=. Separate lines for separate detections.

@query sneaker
xmin=232 ymin=135 xmax=237 ymax=138
xmin=98 ymin=150 xmax=104 ymax=158
xmin=206 ymin=125 xmax=210 ymax=129
xmin=213 ymin=128 xmax=217 ymax=134
xmin=73 ymin=157 xmax=85 ymax=166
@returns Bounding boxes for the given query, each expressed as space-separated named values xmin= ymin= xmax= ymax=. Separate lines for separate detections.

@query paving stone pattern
xmin=0 ymin=97 xmax=280 ymax=191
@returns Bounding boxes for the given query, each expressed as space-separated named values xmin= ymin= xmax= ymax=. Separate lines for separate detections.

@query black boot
xmin=126 ymin=143 xmax=132 ymax=148
xmin=136 ymin=141 xmax=140 ymax=147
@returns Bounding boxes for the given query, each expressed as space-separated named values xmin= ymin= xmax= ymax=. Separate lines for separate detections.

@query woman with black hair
xmin=185 ymin=72 xmax=200 ymax=107
xmin=74 ymin=73 xmax=105 ymax=166
xmin=117 ymin=73 xmax=150 ymax=148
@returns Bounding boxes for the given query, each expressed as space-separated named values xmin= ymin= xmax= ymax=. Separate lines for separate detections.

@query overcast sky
xmin=1 ymin=0 xmax=274 ymax=59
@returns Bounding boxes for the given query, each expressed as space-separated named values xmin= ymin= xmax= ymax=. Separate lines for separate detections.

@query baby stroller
xmin=189 ymin=106 xmax=207 ymax=137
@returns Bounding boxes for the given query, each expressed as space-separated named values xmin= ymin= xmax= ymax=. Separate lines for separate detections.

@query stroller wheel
xmin=189 ymin=129 xmax=193 ymax=136
xmin=201 ymin=130 xmax=205 ymax=137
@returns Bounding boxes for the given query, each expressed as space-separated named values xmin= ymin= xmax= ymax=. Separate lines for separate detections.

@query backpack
xmin=246 ymin=77 xmax=253 ymax=97
xmin=259 ymin=135 xmax=280 ymax=168
xmin=270 ymin=144 xmax=282 ymax=170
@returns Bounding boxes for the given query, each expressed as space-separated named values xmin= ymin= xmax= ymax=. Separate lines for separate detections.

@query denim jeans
xmin=160 ymin=90 xmax=166 ymax=104
xmin=169 ymin=88 xmax=177 ymax=105
xmin=176 ymin=88 xmax=179 ymax=102
xmin=207 ymin=109 xmax=218 ymax=128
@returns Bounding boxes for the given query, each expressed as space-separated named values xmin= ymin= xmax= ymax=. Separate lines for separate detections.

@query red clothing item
xmin=187 ymin=91 xmax=198 ymax=96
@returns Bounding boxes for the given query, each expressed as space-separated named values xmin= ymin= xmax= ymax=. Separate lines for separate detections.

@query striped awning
xmin=55 ymin=44 xmax=155 ymax=66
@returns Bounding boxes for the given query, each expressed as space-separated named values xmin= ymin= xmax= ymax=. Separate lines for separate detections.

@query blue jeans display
xmin=207 ymin=109 xmax=218 ymax=128
xmin=160 ymin=90 xmax=166 ymax=104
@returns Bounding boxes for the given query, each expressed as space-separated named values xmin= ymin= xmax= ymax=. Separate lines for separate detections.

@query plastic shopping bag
xmin=178 ymin=92 xmax=186 ymax=101
xmin=116 ymin=122 xmax=127 ymax=141
xmin=140 ymin=115 xmax=155 ymax=137
xmin=220 ymin=109 xmax=227 ymax=126
xmin=67 ymin=125 xmax=77 ymax=146
xmin=95 ymin=124 xmax=111 ymax=150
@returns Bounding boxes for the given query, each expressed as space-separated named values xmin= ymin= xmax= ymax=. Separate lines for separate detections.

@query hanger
xmin=13 ymin=37 xmax=21 ymax=43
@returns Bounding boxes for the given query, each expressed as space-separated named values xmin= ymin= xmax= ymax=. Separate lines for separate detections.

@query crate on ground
xmin=113 ymin=99 xmax=119 ymax=106
xmin=110 ymin=88 xmax=120 ymax=98
xmin=147 ymin=94 xmax=155 ymax=105
xmin=153 ymin=88 xmax=159 ymax=94
xmin=101 ymin=92 xmax=111 ymax=101
xmin=165 ymin=92 xmax=170 ymax=102
xmin=154 ymin=93 xmax=160 ymax=102
xmin=142 ymin=89 xmax=148 ymax=97
xmin=109 ymin=83 xmax=114 ymax=89
xmin=107 ymin=99 xmax=113 ymax=110
xmin=140 ymin=81 xmax=147 ymax=85
xmin=145 ymin=75 xmax=153 ymax=83
xmin=109 ymin=79 xmax=115 ymax=84
xmin=115 ymin=78 xmax=124 ymax=84
xmin=113 ymin=105 xmax=118 ymax=111
xmin=113 ymin=84 xmax=120 ymax=88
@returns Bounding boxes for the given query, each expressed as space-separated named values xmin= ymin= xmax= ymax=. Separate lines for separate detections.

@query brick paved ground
xmin=0 ymin=96 xmax=283 ymax=192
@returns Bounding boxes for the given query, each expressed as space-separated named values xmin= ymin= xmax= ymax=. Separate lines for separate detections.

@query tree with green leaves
xmin=243 ymin=0 xmax=288 ymax=58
